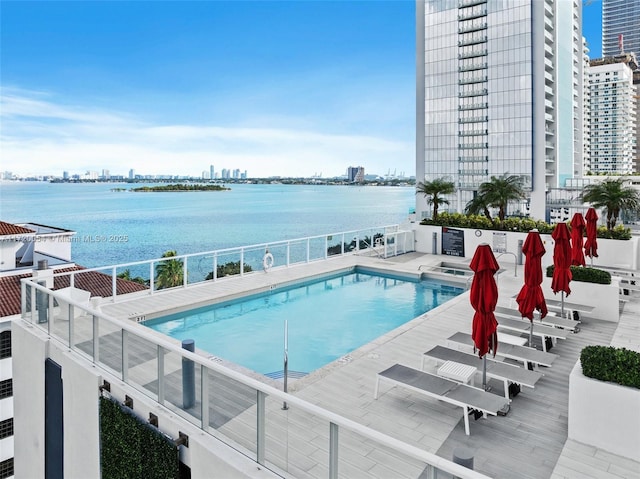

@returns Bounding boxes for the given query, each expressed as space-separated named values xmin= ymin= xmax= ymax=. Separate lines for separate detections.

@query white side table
xmin=437 ymin=360 xmax=477 ymax=386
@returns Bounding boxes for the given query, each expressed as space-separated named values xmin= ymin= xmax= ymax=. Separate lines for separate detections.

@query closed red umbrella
xmin=570 ymin=213 xmax=586 ymax=267
xmin=469 ymin=244 xmax=499 ymax=389
xmin=551 ymin=222 xmax=572 ymax=317
xmin=515 ymin=229 xmax=547 ymax=347
xmin=584 ymin=207 xmax=599 ymax=266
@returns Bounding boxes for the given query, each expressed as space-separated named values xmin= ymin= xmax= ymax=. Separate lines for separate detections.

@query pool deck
xmin=98 ymin=252 xmax=640 ymax=479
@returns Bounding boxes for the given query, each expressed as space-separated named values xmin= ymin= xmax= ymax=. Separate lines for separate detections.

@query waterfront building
xmin=347 ymin=166 xmax=365 ymax=183
xmin=416 ymin=0 xmax=583 ymax=221
xmin=128 ymin=168 xmax=135 ymax=180
xmin=602 ymin=0 xmax=640 ymax=58
xmin=587 ymin=55 xmax=637 ymax=174
xmin=209 ymin=164 xmax=214 ymax=180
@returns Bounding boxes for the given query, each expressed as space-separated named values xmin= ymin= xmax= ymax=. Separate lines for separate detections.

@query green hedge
xmin=580 ymin=346 xmax=640 ymax=389
xmin=545 ymin=265 xmax=611 ymax=284
xmin=419 ymin=213 xmax=632 ymax=239
xmin=100 ymin=396 xmax=179 ymax=479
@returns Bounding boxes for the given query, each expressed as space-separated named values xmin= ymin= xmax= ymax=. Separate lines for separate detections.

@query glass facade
xmin=417 ymin=0 xmax=582 ymax=220
xmin=602 ymin=0 xmax=640 ymax=58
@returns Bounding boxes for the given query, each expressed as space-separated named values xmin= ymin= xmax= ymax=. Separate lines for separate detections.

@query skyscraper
xmin=602 ymin=0 xmax=640 ymax=58
xmin=587 ymin=56 xmax=637 ymax=174
xmin=416 ymin=0 xmax=583 ymax=220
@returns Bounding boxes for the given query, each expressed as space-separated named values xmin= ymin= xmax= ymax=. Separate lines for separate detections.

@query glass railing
xmin=20 ymin=278 xmax=492 ymax=479
xmin=41 ymin=225 xmax=413 ymax=304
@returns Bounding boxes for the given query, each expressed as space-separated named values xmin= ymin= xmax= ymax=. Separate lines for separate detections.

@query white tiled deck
xmin=97 ymin=252 xmax=640 ymax=479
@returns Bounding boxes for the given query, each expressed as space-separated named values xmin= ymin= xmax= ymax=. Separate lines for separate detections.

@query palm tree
xmin=117 ymin=269 xmax=148 ymax=286
xmin=478 ymin=174 xmax=526 ymax=222
xmin=581 ymin=178 xmax=640 ymax=230
xmin=155 ymin=250 xmax=184 ymax=289
xmin=415 ymin=177 xmax=455 ymax=221
xmin=464 ymin=194 xmax=492 ymax=220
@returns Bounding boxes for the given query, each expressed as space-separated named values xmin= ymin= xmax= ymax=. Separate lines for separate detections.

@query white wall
xmin=569 ymin=361 xmax=640 ymax=461
xmin=0 ymin=242 xmax=20 ymax=271
xmin=541 ymin=277 xmax=620 ymax=321
xmin=414 ymin=225 xmax=640 ymax=270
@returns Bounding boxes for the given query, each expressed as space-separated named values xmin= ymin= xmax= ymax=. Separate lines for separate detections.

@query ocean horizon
xmin=1 ymin=181 xmax=416 ymax=268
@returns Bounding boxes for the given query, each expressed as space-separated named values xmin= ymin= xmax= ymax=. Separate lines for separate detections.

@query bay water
xmin=0 ymin=181 xmax=415 ymax=268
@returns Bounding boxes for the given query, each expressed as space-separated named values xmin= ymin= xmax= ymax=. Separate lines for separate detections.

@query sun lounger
xmin=421 ymin=345 xmax=544 ymax=401
xmin=374 ymin=363 xmax=509 ymax=435
xmin=496 ymin=317 xmax=569 ymax=352
xmin=495 ymin=305 xmax=580 ymax=332
xmin=447 ymin=332 xmax=557 ymax=369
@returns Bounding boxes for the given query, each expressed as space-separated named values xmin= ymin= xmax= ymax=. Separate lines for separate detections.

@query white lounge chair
xmin=374 ymin=363 xmax=509 ymax=435
xmin=421 ymin=345 xmax=544 ymax=401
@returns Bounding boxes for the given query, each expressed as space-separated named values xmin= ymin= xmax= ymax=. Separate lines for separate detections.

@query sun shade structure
xmin=584 ymin=207 xmax=599 ymax=266
xmin=570 ymin=213 xmax=586 ymax=267
xmin=551 ymin=222 xmax=572 ymax=318
xmin=515 ymin=229 xmax=548 ymax=347
xmin=469 ymin=244 xmax=499 ymax=389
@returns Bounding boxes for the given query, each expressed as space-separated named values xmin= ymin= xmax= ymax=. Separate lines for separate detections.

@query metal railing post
xmin=329 ymin=422 xmax=339 ymax=479
xmin=257 ymin=391 xmax=266 ymax=465
xmin=306 ymin=239 xmax=310 ymax=263
xmin=157 ymin=345 xmax=165 ymax=404
xmin=93 ymin=315 xmax=100 ymax=363
xmin=213 ymin=253 xmax=218 ymax=281
xmin=240 ymin=249 xmax=245 ymax=276
xmin=183 ymin=256 xmax=188 ymax=287
xmin=201 ymin=364 xmax=209 ymax=429
xmin=286 ymin=242 xmax=290 ymax=267
xmin=149 ymin=261 xmax=155 ymax=294
xmin=112 ymin=266 xmax=117 ymax=301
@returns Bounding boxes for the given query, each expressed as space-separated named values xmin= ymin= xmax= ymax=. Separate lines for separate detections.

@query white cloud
xmin=1 ymin=88 xmax=414 ymax=178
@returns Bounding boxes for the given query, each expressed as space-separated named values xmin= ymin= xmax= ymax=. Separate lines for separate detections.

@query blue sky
xmin=1 ymin=1 xmax=602 ymax=179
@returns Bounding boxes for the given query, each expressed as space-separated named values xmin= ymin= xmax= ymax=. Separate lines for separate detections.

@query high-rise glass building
xmin=416 ymin=0 xmax=583 ymax=220
xmin=602 ymin=0 xmax=640 ymax=58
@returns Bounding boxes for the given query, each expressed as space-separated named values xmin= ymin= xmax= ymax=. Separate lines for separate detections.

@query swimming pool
xmin=144 ymin=270 xmax=464 ymax=377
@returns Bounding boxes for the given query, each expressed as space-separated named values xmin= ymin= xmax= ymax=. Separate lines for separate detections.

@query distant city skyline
xmin=1 ymin=1 xmax=602 ymax=179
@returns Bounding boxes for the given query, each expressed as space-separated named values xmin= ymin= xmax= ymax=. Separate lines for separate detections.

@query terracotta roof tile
xmin=0 ymin=221 xmax=35 ymax=236
xmin=0 ymin=265 xmax=149 ymax=317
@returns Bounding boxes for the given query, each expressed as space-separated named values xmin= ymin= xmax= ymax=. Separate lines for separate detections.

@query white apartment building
xmin=587 ymin=59 xmax=637 ymax=174
xmin=416 ymin=0 xmax=583 ymax=221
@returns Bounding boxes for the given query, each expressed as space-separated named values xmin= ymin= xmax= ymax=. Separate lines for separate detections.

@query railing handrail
xmin=39 ymin=224 xmax=403 ymax=278
xmin=20 ymin=275 xmax=490 ymax=479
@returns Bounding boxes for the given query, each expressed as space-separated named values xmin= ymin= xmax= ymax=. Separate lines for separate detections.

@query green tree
xmin=116 ymin=269 xmax=148 ymax=286
xmin=415 ymin=177 xmax=455 ymax=221
xmin=477 ymin=174 xmax=526 ymax=222
xmin=464 ymin=194 xmax=492 ymax=221
xmin=581 ymin=178 xmax=640 ymax=230
xmin=154 ymin=250 xmax=184 ymax=289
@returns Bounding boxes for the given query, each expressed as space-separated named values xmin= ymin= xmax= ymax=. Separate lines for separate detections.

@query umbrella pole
xmin=482 ymin=355 xmax=487 ymax=390
xmin=529 ymin=316 xmax=534 ymax=348
xmin=561 ymin=291 xmax=565 ymax=318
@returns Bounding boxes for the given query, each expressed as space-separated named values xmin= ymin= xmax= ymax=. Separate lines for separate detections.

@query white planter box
xmin=541 ymin=277 xmax=619 ymax=321
xmin=568 ymin=360 xmax=640 ymax=461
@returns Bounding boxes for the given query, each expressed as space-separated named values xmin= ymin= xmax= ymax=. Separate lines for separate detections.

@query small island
xmin=130 ymin=183 xmax=231 ymax=192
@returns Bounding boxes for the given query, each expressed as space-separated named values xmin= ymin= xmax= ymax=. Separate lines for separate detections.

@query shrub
xmin=205 ymin=261 xmax=253 ymax=279
xmin=420 ymin=213 xmax=630 ymax=239
xmin=580 ymin=346 xmax=640 ymax=389
xmin=545 ymin=265 xmax=611 ymax=284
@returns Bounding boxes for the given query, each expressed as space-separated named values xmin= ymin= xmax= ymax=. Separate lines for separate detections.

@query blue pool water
xmin=144 ymin=270 xmax=464 ymax=376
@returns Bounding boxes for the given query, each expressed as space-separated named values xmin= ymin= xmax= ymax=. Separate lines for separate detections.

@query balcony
xmin=458 ymin=0 xmax=486 ymax=7
xmin=458 ymin=63 xmax=487 ymax=72
xmin=459 ymin=156 xmax=488 ymax=163
xmin=458 ymin=35 xmax=487 ymax=47
xmin=459 ymin=116 xmax=488 ymax=123
xmin=459 ymin=142 xmax=488 ymax=149
xmin=459 ymin=88 xmax=488 ymax=98
xmin=459 ymin=169 xmax=488 ymax=175
xmin=458 ymin=8 xmax=487 ymax=21
xmin=458 ymin=49 xmax=487 ymax=60
xmin=459 ymin=102 xmax=488 ymax=111
xmin=459 ymin=75 xmax=487 ymax=85
xmin=458 ymin=129 xmax=488 ymax=136
xmin=458 ymin=22 xmax=487 ymax=34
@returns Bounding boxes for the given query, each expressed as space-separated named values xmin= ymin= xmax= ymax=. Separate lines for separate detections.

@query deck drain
xmin=338 ymin=355 xmax=353 ymax=364
xmin=208 ymin=356 xmax=223 ymax=363
xmin=367 ymin=353 xmax=380 ymax=359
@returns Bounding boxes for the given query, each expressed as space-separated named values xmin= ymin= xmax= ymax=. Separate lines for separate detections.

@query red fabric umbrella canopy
xmin=516 ymin=230 xmax=548 ymax=320
xmin=469 ymin=244 xmax=499 ymax=358
xmin=584 ymin=207 xmax=599 ymax=258
xmin=551 ymin=223 xmax=572 ymax=296
xmin=570 ymin=213 xmax=586 ymax=267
